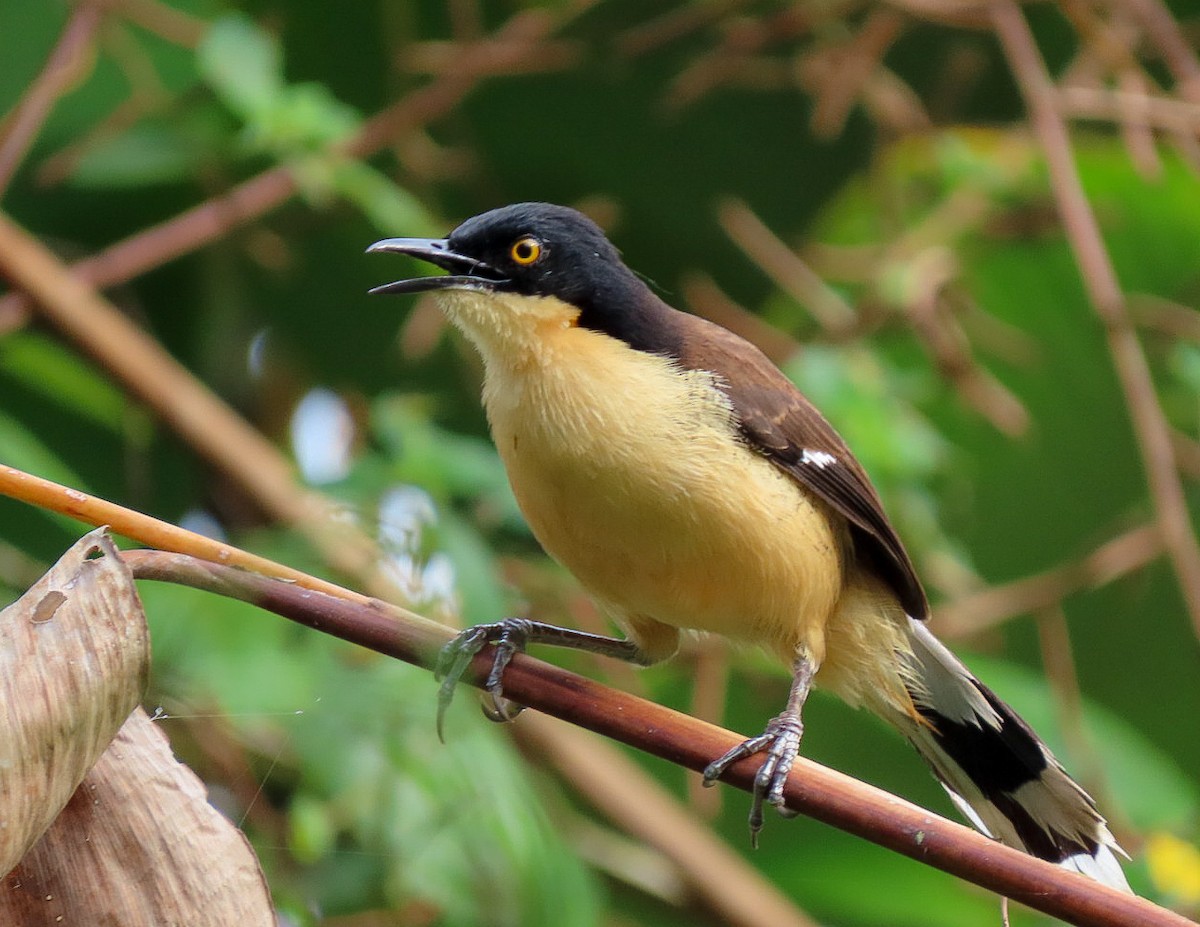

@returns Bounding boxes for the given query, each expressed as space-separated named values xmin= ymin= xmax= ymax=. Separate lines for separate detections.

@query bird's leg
xmin=702 ymin=653 xmax=817 ymax=846
xmin=435 ymin=618 xmax=646 ymax=740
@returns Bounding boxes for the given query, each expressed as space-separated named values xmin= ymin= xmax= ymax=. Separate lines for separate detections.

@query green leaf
xmin=68 ymin=123 xmax=211 ymax=188
xmin=143 ymin=578 xmax=597 ymax=927
xmin=288 ymin=792 xmax=336 ymax=865
xmin=371 ymin=396 xmax=524 ymax=531
xmin=0 ymin=333 xmax=128 ymax=430
xmin=328 ymin=160 xmax=441 ymax=236
xmin=435 ymin=509 xmax=510 ymax=622
xmin=0 ymin=409 xmax=88 ymax=490
xmin=265 ymin=83 xmax=359 ymax=150
xmin=198 ymin=13 xmax=283 ymax=120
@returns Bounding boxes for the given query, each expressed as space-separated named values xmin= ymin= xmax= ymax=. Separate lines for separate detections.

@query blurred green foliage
xmin=2 ymin=2 xmax=1199 ymax=925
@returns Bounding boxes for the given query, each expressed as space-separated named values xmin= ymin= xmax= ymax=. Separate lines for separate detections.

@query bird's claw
xmin=701 ymin=714 xmax=805 ymax=848
xmin=434 ymin=619 xmax=531 ymax=741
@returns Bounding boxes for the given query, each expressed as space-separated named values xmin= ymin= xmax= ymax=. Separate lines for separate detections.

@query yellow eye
xmin=510 ymin=236 xmax=542 ymax=265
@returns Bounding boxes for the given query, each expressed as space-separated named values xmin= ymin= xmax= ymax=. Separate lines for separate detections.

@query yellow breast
xmin=469 ymin=311 xmax=847 ymax=659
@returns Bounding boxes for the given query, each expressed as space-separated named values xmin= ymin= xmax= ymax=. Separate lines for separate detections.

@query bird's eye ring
xmin=510 ymin=236 xmax=542 ymax=265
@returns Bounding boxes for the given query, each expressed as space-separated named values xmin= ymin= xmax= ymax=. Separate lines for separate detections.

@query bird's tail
xmin=876 ymin=617 xmax=1130 ymax=891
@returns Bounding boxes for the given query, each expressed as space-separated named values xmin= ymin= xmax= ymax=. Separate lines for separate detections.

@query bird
xmin=368 ymin=201 xmax=1129 ymax=890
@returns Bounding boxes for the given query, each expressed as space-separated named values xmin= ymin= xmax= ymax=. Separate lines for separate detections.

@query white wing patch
xmin=800 ymin=448 xmax=837 ymax=468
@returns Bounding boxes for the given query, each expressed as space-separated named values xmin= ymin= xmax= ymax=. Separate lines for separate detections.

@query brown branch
xmin=804 ymin=8 xmax=907 ymax=139
xmin=1058 ymin=85 xmax=1200 ymax=134
xmin=118 ymin=546 xmax=1194 ymax=927
xmin=105 ymin=0 xmax=207 ymax=47
xmin=1133 ymin=295 xmax=1200 ymax=344
xmin=0 ymin=3 xmax=105 ymax=198
xmin=685 ymin=637 xmax=731 ymax=817
xmin=990 ymin=0 xmax=1200 ymax=641
xmin=1034 ymin=605 xmax=1124 ymax=831
xmin=1115 ymin=67 xmax=1165 ymax=179
xmin=1118 ymin=0 xmax=1200 ymax=101
xmin=717 ymin=198 xmax=858 ymax=335
xmin=662 ymin=10 xmax=812 ymax=110
xmin=900 ymin=246 xmax=1030 ymax=436
xmin=615 ymin=0 xmax=751 ymax=58
xmin=1172 ymin=431 xmax=1200 ymax=481
xmin=934 ymin=522 xmax=1163 ymax=638
xmin=881 ymin=0 xmax=992 ymax=30
xmin=0 ymin=464 xmax=411 ymax=617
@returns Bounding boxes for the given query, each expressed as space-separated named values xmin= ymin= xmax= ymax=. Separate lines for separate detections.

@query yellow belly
xmin=480 ymin=324 xmax=847 ymax=661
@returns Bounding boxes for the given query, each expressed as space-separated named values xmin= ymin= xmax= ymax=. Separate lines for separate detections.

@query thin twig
xmin=805 ymin=8 xmax=907 ymax=139
xmin=686 ymin=636 xmax=731 ymax=816
xmin=1115 ymin=67 xmax=1165 ymax=179
xmin=109 ymin=0 xmax=211 ymax=47
xmin=0 ymin=465 xmax=416 ymax=619
xmin=1035 ymin=606 xmax=1113 ymax=806
xmin=663 ymin=9 xmax=813 ymax=109
xmin=1133 ymin=294 xmax=1200 ymax=344
xmin=991 ymin=0 xmax=1200 ymax=640
xmin=615 ymin=0 xmax=751 ymax=58
xmin=0 ymin=3 xmax=104 ymax=198
xmin=1059 ymin=85 xmax=1200 ymax=134
xmin=0 ymin=8 xmax=574 ymax=328
xmin=117 ymin=546 xmax=1193 ymax=927
xmin=934 ymin=523 xmax=1163 ymax=638
xmin=1118 ymin=0 xmax=1200 ymax=101
xmin=900 ymin=246 xmax=1030 ymax=435
xmin=1171 ymin=431 xmax=1200 ymax=481
xmin=880 ymin=0 xmax=991 ymax=30
xmin=718 ymin=199 xmax=858 ymax=335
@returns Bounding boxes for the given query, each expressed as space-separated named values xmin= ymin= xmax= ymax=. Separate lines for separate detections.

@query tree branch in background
xmin=1119 ymin=0 xmax=1200 ymax=99
xmin=990 ymin=0 xmax=1200 ymax=641
xmin=0 ymin=213 xmax=393 ymax=600
xmin=718 ymin=198 xmax=858 ymax=336
xmin=0 ymin=7 xmax=578 ymax=332
xmin=514 ymin=715 xmax=820 ymax=927
xmin=934 ymin=522 xmax=1163 ymax=638
xmin=0 ymin=2 xmax=104 ymax=198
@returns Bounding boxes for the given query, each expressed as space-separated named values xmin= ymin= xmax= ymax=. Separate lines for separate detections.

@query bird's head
xmin=369 ymin=203 xmax=660 ymax=355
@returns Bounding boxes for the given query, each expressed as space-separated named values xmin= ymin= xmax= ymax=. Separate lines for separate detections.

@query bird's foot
xmin=702 ymin=712 xmax=805 ymax=847
xmin=434 ymin=618 xmax=532 ymax=740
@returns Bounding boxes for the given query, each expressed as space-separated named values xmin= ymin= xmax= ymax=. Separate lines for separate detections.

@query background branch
xmin=990 ymin=0 xmax=1200 ymax=640
xmin=0 ymin=3 xmax=103 ymax=198
xmin=0 ymin=8 xmax=574 ymax=330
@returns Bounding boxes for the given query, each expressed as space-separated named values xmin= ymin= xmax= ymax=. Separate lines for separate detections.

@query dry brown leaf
xmin=2 ymin=707 xmax=275 ymax=925
xmin=0 ymin=528 xmax=149 ymax=873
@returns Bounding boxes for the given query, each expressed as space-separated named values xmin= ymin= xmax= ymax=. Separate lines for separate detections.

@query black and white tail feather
xmin=880 ymin=618 xmax=1130 ymax=891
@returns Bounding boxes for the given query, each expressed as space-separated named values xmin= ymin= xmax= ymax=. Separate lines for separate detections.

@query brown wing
xmin=677 ymin=315 xmax=929 ymax=620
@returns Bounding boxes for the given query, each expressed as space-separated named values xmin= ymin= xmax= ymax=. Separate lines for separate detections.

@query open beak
xmin=367 ymin=238 xmax=510 ymax=295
